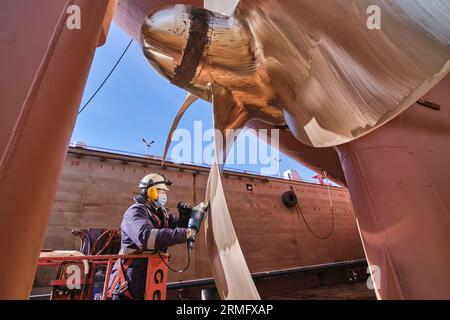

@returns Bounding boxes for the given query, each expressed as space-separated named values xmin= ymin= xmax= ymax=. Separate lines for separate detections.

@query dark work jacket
xmin=107 ymin=195 xmax=187 ymax=299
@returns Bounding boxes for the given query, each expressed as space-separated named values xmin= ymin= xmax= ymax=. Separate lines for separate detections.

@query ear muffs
xmin=147 ymin=186 xmax=159 ymax=201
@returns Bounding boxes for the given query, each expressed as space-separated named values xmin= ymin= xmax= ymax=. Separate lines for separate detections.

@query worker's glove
xmin=186 ymin=228 xmax=197 ymax=240
xmin=177 ymin=202 xmax=191 ymax=228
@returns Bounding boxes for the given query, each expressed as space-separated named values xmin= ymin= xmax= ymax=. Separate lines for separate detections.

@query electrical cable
xmin=291 ymin=185 xmax=335 ymax=240
xmin=90 ymin=229 xmax=118 ymax=255
xmin=158 ymin=242 xmax=192 ymax=273
xmin=159 ymin=204 xmax=208 ymax=273
xmin=77 ymin=39 xmax=133 ymax=116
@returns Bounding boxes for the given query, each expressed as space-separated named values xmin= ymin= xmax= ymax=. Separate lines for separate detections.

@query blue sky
xmin=71 ymin=23 xmax=318 ymax=181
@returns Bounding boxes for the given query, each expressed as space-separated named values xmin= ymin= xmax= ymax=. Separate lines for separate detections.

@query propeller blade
xmin=204 ymin=84 xmax=260 ymax=300
xmin=209 ymin=84 xmax=249 ymax=172
xmin=161 ymin=93 xmax=198 ymax=166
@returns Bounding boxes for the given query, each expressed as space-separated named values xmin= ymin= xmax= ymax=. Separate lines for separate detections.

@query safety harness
xmin=107 ymin=257 xmax=136 ymax=299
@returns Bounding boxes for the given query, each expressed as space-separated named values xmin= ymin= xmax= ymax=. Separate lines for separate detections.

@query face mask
xmin=154 ymin=193 xmax=167 ymax=208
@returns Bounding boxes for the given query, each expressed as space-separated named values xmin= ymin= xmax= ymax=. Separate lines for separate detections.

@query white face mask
xmin=155 ymin=193 xmax=167 ymax=208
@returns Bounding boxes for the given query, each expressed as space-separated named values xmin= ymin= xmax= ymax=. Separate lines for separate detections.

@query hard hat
xmin=139 ymin=173 xmax=171 ymax=191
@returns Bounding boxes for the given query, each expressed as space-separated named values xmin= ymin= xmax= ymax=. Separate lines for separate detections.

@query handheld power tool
xmin=160 ymin=202 xmax=208 ymax=273
xmin=187 ymin=202 xmax=208 ymax=250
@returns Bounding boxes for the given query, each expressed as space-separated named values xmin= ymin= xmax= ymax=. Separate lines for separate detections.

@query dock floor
xmin=267 ymin=282 xmax=376 ymax=300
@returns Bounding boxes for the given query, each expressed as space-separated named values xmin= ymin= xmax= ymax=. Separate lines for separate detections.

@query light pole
xmin=275 ymin=157 xmax=282 ymax=177
xmin=142 ymin=138 xmax=154 ymax=158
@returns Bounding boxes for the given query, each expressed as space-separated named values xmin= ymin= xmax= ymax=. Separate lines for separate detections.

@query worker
xmin=107 ymin=173 xmax=202 ymax=300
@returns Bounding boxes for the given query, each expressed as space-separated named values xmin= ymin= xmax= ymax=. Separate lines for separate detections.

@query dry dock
xmin=32 ymin=146 xmax=369 ymax=299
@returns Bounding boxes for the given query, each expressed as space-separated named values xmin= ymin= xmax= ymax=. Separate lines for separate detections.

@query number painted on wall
xmin=71 ymin=160 xmax=80 ymax=167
